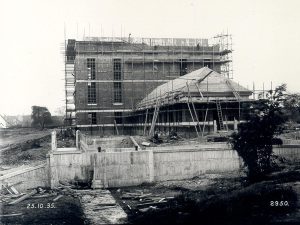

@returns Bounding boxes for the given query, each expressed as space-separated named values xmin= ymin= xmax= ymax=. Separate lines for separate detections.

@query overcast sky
xmin=0 ymin=0 xmax=299 ymax=116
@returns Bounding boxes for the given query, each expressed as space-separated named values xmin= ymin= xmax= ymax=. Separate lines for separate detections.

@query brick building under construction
xmin=64 ymin=35 xmax=253 ymax=136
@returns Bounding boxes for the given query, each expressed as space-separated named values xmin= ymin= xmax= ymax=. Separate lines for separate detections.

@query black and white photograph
xmin=1 ymin=0 xmax=300 ymax=224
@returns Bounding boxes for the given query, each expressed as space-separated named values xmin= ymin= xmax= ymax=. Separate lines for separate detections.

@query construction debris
xmin=8 ymin=189 xmax=37 ymax=205
xmin=141 ymin=142 xmax=150 ymax=147
xmin=53 ymin=194 xmax=63 ymax=202
xmin=130 ymin=136 xmax=141 ymax=150
xmin=2 ymin=184 xmax=18 ymax=195
xmin=117 ymin=189 xmax=176 ymax=213
xmin=36 ymin=186 xmax=46 ymax=194
xmin=138 ymin=206 xmax=157 ymax=213
xmin=93 ymin=205 xmax=117 ymax=211
xmin=0 ymin=213 xmax=23 ymax=217
xmin=136 ymin=200 xmax=168 ymax=209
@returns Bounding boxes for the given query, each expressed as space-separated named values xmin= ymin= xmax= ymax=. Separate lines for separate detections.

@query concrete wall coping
xmin=152 ymin=148 xmax=233 ymax=153
xmin=52 ymin=150 xmax=83 ymax=155
xmin=93 ymin=150 xmax=152 ymax=155
xmin=0 ymin=163 xmax=46 ymax=180
xmin=274 ymin=145 xmax=300 ymax=148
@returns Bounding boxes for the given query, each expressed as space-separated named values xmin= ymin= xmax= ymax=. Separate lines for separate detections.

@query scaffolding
xmin=64 ymin=39 xmax=76 ymax=126
xmin=213 ymin=33 xmax=233 ymax=79
xmin=64 ymin=32 xmax=234 ymax=131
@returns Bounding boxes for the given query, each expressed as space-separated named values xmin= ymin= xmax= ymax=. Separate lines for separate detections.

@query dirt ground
xmin=110 ymin=170 xmax=246 ymax=219
xmin=2 ymin=128 xmax=300 ymax=224
xmin=0 ymin=128 xmax=75 ymax=169
xmin=0 ymin=189 xmax=84 ymax=225
xmin=0 ymin=128 xmax=51 ymax=148
xmin=109 ymin=162 xmax=300 ymax=225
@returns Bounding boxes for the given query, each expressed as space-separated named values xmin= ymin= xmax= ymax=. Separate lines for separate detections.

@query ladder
xmin=216 ymin=100 xmax=225 ymax=130
xmin=226 ymin=80 xmax=240 ymax=100
xmin=149 ymin=99 xmax=160 ymax=137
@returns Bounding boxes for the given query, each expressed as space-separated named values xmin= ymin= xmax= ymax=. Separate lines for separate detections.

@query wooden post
xmin=93 ymin=139 xmax=96 ymax=150
xmin=202 ymin=108 xmax=208 ymax=137
xmin=76 ymin=130 xmax=79 ymax=149
xmin=143 ymin=109 xmax=149 ymax=136
xmin=51 ymin=131 xmax=57 ymax=151
xmin=213 ymin=120 xmax=217 ymax=133
xmin=114 ymin=120 xmax=119 ymax=135
xmin=234 ymin=119 xmax=238 ymax=131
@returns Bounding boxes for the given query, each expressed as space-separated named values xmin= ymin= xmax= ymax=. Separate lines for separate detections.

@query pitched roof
xmin=137 ymin=67 xmax=252 ymax=109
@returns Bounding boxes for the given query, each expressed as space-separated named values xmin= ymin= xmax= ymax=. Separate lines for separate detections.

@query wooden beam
xmin=53 ymin=195 xmax=63 ymax=202
xmin=114 ymin=120 xmax=119 ymax=135
xmin=143 ymin=109 xmax=148 ymax=136
xmin=202 ymin=108 xmax=208 ymax=137
xmin=130 ymin=136 xmax=140 ymax=150
xmin=186 ymin=82 xmax=199 ymax=137
xmin=0 ymin=213 xmax=23 ymax=217
xmin=9 ymin=190 xmax=37 ymax=205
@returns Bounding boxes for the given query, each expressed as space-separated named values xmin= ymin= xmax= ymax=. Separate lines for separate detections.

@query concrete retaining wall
xmin=48 ymin=150 xmax=96 ymax=187
xmin=91 ymin=148 xmax=240 ymax=188
xmin=0 ymin=164 xmax=48 ymax=192
xmin=153 ymin=149 xmax=240 ymax=182
xmin=93 ymin=151 xmax=152 ymax=187
xmin=274 ymin=145 xmax=300 ymax=161
xmin=48 ymin=144 xmax=300 ymax=188
xmin=282 ymin=139 xmax=300 ymax=145
xmin=3 ymin=145 xmax=300 ymax=191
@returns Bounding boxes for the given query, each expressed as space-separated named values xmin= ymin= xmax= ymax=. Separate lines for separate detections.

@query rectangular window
xmin=88 ymin=112 xmax=97 ymax=124
xmin=180 ymin=59 xmax=187 ymax=76
xmin=113 ymin=59 xmax=122 ymax=80
xmin=113 ymin=82 xmax=122 ymax=103
xmin=87 ymin=58 xmax=96 ymax=80
xmin=114 ymin=112 xmax=123 ymax=124
xmin=88 ymin=82 xmax=96 ymax=103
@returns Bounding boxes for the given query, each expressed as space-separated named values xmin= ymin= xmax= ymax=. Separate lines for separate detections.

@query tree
xmin=229 ymin=84 xmax=287 ymax=182
xmin=31 ymin=106 xmax=52 ymax=129
xmin=283 ymin=93 xmax=300 ymax=123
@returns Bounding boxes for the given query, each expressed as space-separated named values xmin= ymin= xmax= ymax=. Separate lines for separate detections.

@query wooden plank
xmin=158 ymin=198 xmax=165 ymax=202
xmin=32 ymin=193 xmax=56 ymax=199
xmin=138 ymin=193 xmax=152 ymax=198
xmin=8 ymin=190 xmax=37 ymax=205
xmin=136 ymin=201 xmax=167 ymax=208
xmin=97 ymin=203 xmax=116 ymax=206
xmin=2 ymin=185 xmax=13 ymax=195
xmin=130 ymin=136 xmax=141 ymax=150
xmin=93 ymin=205 xmax=117 ymax=211
xmin=9 ymin=185 xmax=19 ymax=195
xmin=0 ymin=213 xmax=23 ymax=217
xmin=53 ymin=195 xmax=63 ymax=202
xmin=7 ymin=181 xmax=23 ymax=187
